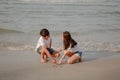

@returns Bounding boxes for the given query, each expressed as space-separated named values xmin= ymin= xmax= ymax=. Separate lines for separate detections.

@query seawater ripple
xmin=0 ymin=41 xmax=120 ymax=52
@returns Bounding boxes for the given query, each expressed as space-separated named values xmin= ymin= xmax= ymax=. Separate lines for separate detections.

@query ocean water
xmin=0 ymin=0 xmax=120 ymax=52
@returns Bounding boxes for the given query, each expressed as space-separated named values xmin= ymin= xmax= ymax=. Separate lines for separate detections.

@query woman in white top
xmin=58 ymin=31 xmax=82 ymax=64
xmin=35 ymin=28 xmax=60 ymax=64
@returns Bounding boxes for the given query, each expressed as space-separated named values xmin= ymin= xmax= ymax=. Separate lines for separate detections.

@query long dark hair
xmin=63 ymin=31 xmax=77 ymax=50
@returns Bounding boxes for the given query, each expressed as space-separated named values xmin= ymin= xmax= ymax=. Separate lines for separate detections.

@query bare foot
xmin=52 ymin=59 xmax=56 ymax=64
xmin=79 ymin=58 xmax=82 ymax=62
xmin=76 ymin=58 xmax=82 ymax=63
xmin=41 ymin=59 xmax=46 ymax=63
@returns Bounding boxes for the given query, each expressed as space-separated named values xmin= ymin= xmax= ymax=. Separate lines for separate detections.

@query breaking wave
xmin=80 ymin=41 xmax=120 ymax=52
xmin=20 ymin=0 xmax=101 ymax=3
xmin=0 ymin=41 xmax=120 ymax=52
xmin=105 ymin=11 xmax=120 ymax=16
xmin=0 ymin=28 xmax=24 ymax=34
xmin=0 ymin=42 xmax=34 ymax=51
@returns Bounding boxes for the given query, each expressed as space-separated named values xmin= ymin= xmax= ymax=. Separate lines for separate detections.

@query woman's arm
xmin=58 ymin=47 xmax=71 ymax=64
xmin=57 ymin=51 xmax=66 ymax=64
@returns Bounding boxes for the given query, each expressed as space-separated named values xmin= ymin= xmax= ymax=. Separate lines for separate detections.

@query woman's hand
xmin=52 ymin=59 xmax=56 ymax=64
xmin=57 ymin=60 xmax=62 ymax=65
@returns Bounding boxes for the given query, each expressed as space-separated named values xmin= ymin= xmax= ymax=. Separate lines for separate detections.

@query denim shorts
xmin=37 ymin=46 xmax=54 ymax=55
xmin=74 ymin=51 xmax=82 ymax=57
xmin=37 ymin=46 xmax=42 ymax=53
xmin=47 ymin=48 xmax=54 ymax=55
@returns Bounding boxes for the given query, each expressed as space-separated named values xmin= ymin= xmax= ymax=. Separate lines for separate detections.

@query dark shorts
xmin=47 ymin=48 xmax=54 ymax=55
xmin=37 ymin=46 xmax=54 ymax=55
xmin=74 ymin=51 xmax=82 ymax=57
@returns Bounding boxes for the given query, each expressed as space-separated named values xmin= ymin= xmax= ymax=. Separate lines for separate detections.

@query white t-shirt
xmin=66 ymin=44 xmax=81 ymax=53
xmin=35 ymin=36 xmax=51 ymax=51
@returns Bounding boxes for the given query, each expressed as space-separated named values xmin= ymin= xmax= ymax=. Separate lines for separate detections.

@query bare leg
xmin=53 ymin=52 xmax=60 ymax=58
xmin=40 ymin=47 xmax=56 ymax=64
xmin=40 ymin=50 xmax=47 ymax=63
xmin=67 ymin=54 xmax=81 ymax=64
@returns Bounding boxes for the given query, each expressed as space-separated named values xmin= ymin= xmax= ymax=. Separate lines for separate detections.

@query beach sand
xmin=0 ymin=50 xmax=120 ymax=80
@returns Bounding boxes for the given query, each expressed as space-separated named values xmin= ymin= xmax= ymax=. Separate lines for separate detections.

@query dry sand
xmin=0 ymin=50 xmax=120 ymax=80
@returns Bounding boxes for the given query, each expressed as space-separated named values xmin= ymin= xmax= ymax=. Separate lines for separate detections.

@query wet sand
xmin=0 ymin=50 xmax=120 ymax=80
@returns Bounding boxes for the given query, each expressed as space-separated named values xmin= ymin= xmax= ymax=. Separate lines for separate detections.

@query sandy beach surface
xmin=0 ymin=50 xmax=120 ymax=80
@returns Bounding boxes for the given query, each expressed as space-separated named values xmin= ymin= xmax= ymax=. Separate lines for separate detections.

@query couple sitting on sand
xmin=35 ymin=28 xmax=82 ymax=64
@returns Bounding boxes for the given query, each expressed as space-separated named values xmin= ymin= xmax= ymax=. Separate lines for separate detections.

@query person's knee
xmin=54 ymin=53 xmax=60 ymax=58
xmin=67 ymin=60 xmax=73 ymax=64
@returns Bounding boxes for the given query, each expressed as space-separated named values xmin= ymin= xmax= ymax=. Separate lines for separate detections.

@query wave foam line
xmin=0 ymin=42 xmax=120 ymax=52
xmin=0 ymin=28 xmax=24 ymax=34
xmin=20 ymin=0 xmax=100 ymax=3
